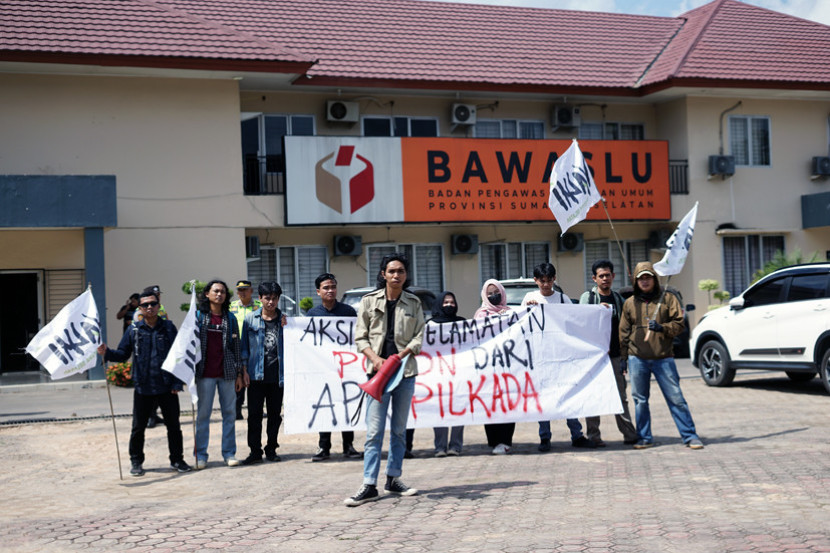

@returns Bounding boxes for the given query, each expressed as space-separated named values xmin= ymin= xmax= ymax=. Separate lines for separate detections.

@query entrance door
xmin=0 ymin=272 xmax=42 ymax=373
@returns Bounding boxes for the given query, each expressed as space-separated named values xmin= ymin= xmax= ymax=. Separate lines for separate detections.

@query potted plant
xmin=106 ymin=361 xmax=133 ymax=387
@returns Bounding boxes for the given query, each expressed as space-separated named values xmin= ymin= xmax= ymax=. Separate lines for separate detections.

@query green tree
xmin=751 ymin=249 xmax=820 ymax=284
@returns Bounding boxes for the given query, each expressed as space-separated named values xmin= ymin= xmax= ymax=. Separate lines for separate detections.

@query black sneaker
xmin=572 ymin=436 xmax=598 ymax=449
xmin=343 ymin=445 xmax=363 ymax=459
xmin=538 ymin=439 xmax=551 ymax=452
xmin=241 ymin=454 xmax=263 ymax=466
xmin=384 ymin=477 xmax=418 ymax=496
xmin=404 ymin=450 xmax=415 ymax=459
xmin=265 ymin=452 xmax=281 ymax=462
xmin=344 ymin=484 xmax=379 ymax=507
xmin=235 ymin=411 xmax=244 ymax=421
xmin=130 ymin=462 xmax=145 ymax=477
xmin=170 ymin=460 xmax=192 ymax=473
xmin=312 ymin=447 xmax=330 ymax=462
xmin=146 ymin=417 xmax=157 ymax=429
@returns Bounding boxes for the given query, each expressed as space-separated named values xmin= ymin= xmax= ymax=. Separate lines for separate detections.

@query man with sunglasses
xmin=97 ymin=289 xmax=191 ymax=476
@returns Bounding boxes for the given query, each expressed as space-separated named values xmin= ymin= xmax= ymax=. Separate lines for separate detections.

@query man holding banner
xmin=97 ymin=289 xmax=191 ymax=476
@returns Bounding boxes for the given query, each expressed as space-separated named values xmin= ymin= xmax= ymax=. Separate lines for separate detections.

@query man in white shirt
xmin=521 ymin=262 xmax=598 ymax=452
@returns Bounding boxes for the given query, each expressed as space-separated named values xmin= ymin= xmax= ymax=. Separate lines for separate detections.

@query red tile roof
xmin=2 ymin=0 xmax=829 ymax=92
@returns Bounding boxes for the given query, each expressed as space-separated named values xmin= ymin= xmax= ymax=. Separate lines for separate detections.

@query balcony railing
xmin=243 ymin=154 xmax=285 ymax=195
xmin=669 ymin=159 xmax=689 ymax=195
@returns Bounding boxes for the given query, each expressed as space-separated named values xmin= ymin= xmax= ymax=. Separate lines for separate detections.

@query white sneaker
xmin=225 ymin=457 xmax=240 ymax=467
xmin=196 ymin=459 xmax=207 ymax=470
xmin=492 ymin=443 xmax=512 ymax=455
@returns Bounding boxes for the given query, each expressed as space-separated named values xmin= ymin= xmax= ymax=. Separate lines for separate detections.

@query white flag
xmin=654 ymin=202 xmax=699 ymax=276
xmin=26 ymin=288 xmax=102 ymax=380
xmin=548 ymin=139 xmax=602 ymax=235
xmin=162 ymin=283 xmax=201 ymax=404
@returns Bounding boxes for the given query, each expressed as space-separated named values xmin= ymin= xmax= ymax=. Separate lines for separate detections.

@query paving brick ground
xmin=1 ymin=363 xmax=829 ymax=552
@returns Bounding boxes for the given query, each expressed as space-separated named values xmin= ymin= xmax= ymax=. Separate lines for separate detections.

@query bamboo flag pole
xmin=600 ymin=197 xmax=633 ymax=283
xmin=105 ymin=380 xmax=124 ymax=481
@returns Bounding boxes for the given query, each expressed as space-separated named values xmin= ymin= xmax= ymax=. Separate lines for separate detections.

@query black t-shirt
xmin=382 ymin=298 xmax=399 ymax=358
xmin=598 ymin=292 xmax=621 ymax=358
xmin=263 ymin=316 xmax=280 ymax=383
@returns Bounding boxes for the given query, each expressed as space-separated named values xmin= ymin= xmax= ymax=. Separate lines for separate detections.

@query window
xmin=744 ymin=276 xmax=786 ymax=307
xmin=583 ymin=240 xmax=648 ymax=290
xmin=579 ymin=122 xmax=644 ymax=140
xmin=241 ymin=114 xmax=315 ymax=195
xmin=474 ymin=119 xmax=544 ymax=139
xmin=362 ymin=116 xmax=439 ymax=137
xmin=480 ymin=242 xmax=550 ymax=284
xmin=722 ymin=235 xmax=785 ymax=296
xmin=787 ymin=273 xmax=828 ymax=302
xmin=365 ymin=244 xmax=444 ymax=294
xmin=247 ymin=246 xmax=328 ymax=315
xmin=729 ymin=116 xmax=770 ymax=166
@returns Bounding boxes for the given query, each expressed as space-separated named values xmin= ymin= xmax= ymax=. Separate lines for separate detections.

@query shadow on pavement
xmin=422 ymin=480 xmax=536 ymax=501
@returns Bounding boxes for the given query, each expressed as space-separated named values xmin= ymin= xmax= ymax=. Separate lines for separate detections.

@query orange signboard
xmin=401 ymin=138 xmax=670 ymax=222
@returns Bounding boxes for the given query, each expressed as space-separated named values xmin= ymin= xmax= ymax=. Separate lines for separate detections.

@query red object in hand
xmin=359 ymin=354 xmax=402 ymax=401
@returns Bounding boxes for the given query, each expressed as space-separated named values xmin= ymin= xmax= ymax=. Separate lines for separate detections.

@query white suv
xmin=691 ymin=263 xmax=830 ymax=394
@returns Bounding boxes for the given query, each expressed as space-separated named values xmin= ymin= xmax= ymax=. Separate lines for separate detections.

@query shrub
xmin=106 ymin=362 xmax=133 ymax=387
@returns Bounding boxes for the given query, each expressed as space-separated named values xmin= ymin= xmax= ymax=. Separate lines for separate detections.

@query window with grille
xmin=480 ymin=242 xmax=550 ymax=284
xmin=365 ymin=244 xmax=444 ymax=294
xmin=474 ymin=120 xmax=544 ymax=139
xmin=241 ymin=113 xmax=315 ymax=195
xmin=723 ymin=235 xmax=784 ymax=296
xmin=579 ymin=122 xmax=645 ymax=140
xmin=362 ymin=116 xmax=439 ymax=137
xmin=729 ymin=116 xmax=770 ymax=166
xmin=582 ymin=240 xmax=649 ymax=291
xmin=247 ymin=246 xmax=328 ymax=314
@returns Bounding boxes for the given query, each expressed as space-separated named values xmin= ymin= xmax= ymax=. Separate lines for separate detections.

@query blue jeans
xmin=629 ymin=356 xmax=699 ymax=444
xmin=538 ymin=418 xmax=584 ymax=441
xmin=363 ymin=376 xmax=415 ymax=485
xmin=195 ymin=377 xmax=238 ymax=461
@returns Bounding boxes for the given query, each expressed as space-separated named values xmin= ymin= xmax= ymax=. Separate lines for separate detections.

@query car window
xmin=503 ymin=286 xmax=534 ymax=306
xmin=787 ymin=273 xmax=828 ymax=302
xmin=744 ymin=276 xmax=787 ymax=307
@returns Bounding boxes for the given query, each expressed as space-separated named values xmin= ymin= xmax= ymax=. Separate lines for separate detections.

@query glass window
xmin=365 ymin=244 xmax=444 ymax=294
xmin=363 ymin=117 xmax=392 ymax=137
xmin=474 ymin=119 xmax=543 ymax=139
xmin=474 ymin=121 xmax=501 ymax=138
xmin=363 ymin=116 xmax=438 ymax=137
xmin=730 ymin=116 xmax=770 ymax=166
xmin=722 ymin=235 xmax=785 ymax=296
xmin=583 ymin=240 xmax=648 ymax=290
xmin=787 ymin=274 xmax=828 ymax=302
xmin=745 ymin=276 xmax=786 ymax=307
xmin=247 ymin=246 xmax=328 ymax=314
xmin=241 ymin=114 xmax=315 ymax=195
xmin=579 ymin=122 xmax=644 ymax=140
xmin=480 ymin=242 xmax=550 ymax=285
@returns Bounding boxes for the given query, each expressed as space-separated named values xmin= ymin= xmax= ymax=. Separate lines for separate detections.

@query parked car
xmin=618 ymin=285 xmax=695 ymax=359
xmin=497 ymin=278 xmax=572 ymax=306
xmin=340 ymin=286 xmax=438 ymax=320
xmin=690 ymin=263 xmax=830 ymax=393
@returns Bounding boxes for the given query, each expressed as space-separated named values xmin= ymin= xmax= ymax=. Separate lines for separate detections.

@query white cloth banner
xmin=25 ymin=288 xmax=102 ymax=380
xmin=162 ymin=284 xmax=201 ymax=405
xmin=548 ymin=139 xmax=602 ymax=235
xmin=283 ymin=303 xmax=622 ymax=434
xmin=654 ymin=201 xmax=698 ymax=276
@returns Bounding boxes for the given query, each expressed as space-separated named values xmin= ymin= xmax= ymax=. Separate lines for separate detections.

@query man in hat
xmin=619 ymin=261 xmax=704 ymax=450
xmin=230 ymin=279 xmax=261 ymax=420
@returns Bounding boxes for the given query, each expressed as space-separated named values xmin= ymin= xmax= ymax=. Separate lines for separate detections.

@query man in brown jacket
xmin=619 ymin=261 xmax=704 ymax=450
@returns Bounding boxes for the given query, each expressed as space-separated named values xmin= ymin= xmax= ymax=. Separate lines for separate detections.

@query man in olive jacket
xmin=619 ymin=261 xmax=704 ymax=450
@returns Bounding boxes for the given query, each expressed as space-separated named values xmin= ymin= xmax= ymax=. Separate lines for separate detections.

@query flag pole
xmin=644 ymin=275 xmax=672 ymax=342
xmin=600 ymin=197 xmax=632 ymax=282
xmin=191 ymin=401 xmax=197 ymax=468
xmin=105 ymin=380 xmax=124 ymax=481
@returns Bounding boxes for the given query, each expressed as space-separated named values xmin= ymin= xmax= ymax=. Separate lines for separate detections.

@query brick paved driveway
xmin=1 ymin=368 xmax=828 ymax=552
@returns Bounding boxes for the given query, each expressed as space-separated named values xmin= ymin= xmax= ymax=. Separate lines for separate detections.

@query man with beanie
xmin=619 ymin=261 xmax=704 ymax=450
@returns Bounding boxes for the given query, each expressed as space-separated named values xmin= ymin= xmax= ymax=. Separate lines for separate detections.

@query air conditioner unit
xmin=451 ymin=234 xmax=479 ymax=255
xmin=708 ymin=155 xmax=735 ymax=177
xmin=551 ymin=105 xmax=581 ymax=129
xmin=245 ymin=236 xmax=260 ymax=259
xmin=812 ymin=156 xmax=830 ymax=176
xmin=558 ymin=232 xmax=584 ymax=252
xmin=451 ymin=103 xmax=477 ymax=125
xmin=327 ymin=100 xmax=359 ymax=123
xmin=333 ymin=235 xmax=362 ymax=256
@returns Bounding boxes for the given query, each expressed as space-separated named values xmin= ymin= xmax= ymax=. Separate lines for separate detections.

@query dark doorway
xmin=0 ymin=273 xmax=41 ymax=373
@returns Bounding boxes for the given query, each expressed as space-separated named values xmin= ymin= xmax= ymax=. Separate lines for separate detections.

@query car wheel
xmin=820 ymin=349 xmax=830 ymax=395
xmin=785 ymin=371 xmax=816 ymax=382
xmin=698 ymin=340 xmax=735 ymax=387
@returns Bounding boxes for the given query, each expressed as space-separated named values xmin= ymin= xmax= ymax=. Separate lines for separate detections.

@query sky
xmin=424 ymin=0 xmax=830 ymax=25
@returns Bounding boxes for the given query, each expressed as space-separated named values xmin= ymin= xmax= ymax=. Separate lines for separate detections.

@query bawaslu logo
xmin=314 ymin=145 xmax=375 ymax=214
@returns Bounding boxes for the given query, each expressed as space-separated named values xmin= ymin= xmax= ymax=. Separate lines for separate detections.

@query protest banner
xmin=548 ymin=139 xmax=602 ymax=235
xmin=25 ymin=287 xmax=101 ymax=380
xmin=283 ymin=303 xmax=622 ymax=434
xmin=162 ymin=283 xmax=200 ymax=404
